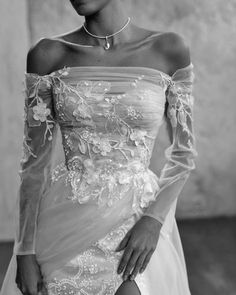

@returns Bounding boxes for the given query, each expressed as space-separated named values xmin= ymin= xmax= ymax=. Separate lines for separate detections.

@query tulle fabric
xmin=1 ymin=201 xmax=191 ymax=295
xmin=1 ymin=64 xmax=196 ymax=295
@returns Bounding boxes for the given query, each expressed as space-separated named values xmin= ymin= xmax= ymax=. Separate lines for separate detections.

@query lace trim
xmin=46 ymin=216 xmax=145 ymax=295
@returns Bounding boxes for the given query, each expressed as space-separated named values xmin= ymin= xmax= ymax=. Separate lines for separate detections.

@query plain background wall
xmin=0 ymin=0 xmax=235 ymax=239
xmin=0 ymin=0 xmax=29 ymax=239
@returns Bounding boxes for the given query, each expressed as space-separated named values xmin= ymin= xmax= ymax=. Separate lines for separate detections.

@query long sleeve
xmin=14 ymin=73 xmax=58 ymax=255
xmin=143 ymin=64 xmax=197 ymax=224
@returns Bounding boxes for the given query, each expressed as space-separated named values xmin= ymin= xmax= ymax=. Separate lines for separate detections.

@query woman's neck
xmin=84 ymin=0 xmax=132 ymax=46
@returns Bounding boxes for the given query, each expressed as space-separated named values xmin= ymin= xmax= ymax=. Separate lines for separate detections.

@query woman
xmin=1 ymin=0 xmax=197 ymax=294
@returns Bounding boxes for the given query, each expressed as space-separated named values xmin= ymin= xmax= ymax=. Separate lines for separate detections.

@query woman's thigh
xmin=115 ymin=279 xmax=141 ymax=295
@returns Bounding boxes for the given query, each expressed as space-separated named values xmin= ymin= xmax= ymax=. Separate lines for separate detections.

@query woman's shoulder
xmin=151 ymin=31 xmax=191 ymax=75
xmin=26 ymin=37 xmax=65 ymax=76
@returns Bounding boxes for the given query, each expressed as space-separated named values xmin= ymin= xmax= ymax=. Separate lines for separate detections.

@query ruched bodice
xmin=42 ymin=67 xmax=169 ymax=211
xmin=52 ymin=67 xmax=167 ymax=168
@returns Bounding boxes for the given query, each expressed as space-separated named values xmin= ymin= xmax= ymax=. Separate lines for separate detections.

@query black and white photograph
xmin=0 ymin=1 xmax=235 ymax=295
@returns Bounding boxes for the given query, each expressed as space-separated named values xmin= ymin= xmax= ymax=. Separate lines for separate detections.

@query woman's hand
xmin=115 ymin=215 xmax=162 ymax=281
xmin=16 ymin=254 xmax=48 ymax=295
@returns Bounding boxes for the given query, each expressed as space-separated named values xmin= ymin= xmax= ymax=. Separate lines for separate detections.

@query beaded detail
xmin=44 ymin=67 xmax=164 ymax=208
xmin=51 ymin=156 xmax=159 ymax=211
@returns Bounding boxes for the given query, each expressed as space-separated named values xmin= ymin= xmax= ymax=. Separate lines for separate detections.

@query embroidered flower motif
xmin=72 ymin=104 xmax=91 ymax=120
xmin=105 ymin=95 xmax=124 ymax=105
xmin=64 ymin=132 xmax=79 ymax=152
xmin=89 ymin=135 xmax=99 ymax=146
xmin=85 ymin=170 xmax=100 ymax=184
xmin=76 ymin=80 xmax=111 ymax=101
xmin=92 ymin=138 xmax=112 ymax=156
xmin=69 ymin=172 xmax=91 ymax=204
xmin=83 ymin=159 xmax=94 ymax=170
xmin=127 ymin=106 xmax=142 ymax=120
xmin=99 ymin=139 xmax=112 ymax=156
xmin=32 ymin=102 xmax=51 ymax=122
xmin=67 ymin=156 xmax=84 ymax=171
xmin=140 ymin=176 xmax=158 ymax=209
xmin=82 ymin=159 xmax=100 ymax=184
xmin=130 ymin=129 xmax=147 ymax=146
xmin=117 ymin=170 xmax=131 ymax=184
xmin=80 ymin=130 xmax=92 ymax=141
xmin=76 ymin=81 xmax=93 ymax=97
xmin=103 ymin=109 xmax=117 ymax=120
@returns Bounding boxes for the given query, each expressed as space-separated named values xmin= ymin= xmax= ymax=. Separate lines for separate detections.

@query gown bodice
xmin=53 ymin=67 xmax=167 ymax=169
xmin=31 ymin=66 xmax=169 ymax=167
xmin=51 ymin=67 xmax=169 ymax=196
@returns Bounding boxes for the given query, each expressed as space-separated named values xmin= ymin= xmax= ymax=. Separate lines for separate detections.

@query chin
xmin=70 ymin=1 xmax=98 ymax=16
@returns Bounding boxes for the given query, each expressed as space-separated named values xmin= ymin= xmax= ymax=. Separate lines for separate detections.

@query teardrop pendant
xmin=104 ymin=37 xmax=110 ymax=50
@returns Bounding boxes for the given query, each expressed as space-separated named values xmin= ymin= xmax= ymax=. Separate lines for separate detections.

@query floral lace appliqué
xmin=22 ymin=75 xmax=57 ymax=163
xmin=46 ymin=216 xmax=145 ymax=295
xmin=166 ymin=80 xmax=194 ymax=146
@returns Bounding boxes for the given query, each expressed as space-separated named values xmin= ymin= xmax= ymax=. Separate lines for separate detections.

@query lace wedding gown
xmin=1 ymin=64 xmax=196 ymax=295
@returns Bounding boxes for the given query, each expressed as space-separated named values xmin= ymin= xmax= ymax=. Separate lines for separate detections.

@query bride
xmin=1 ymin=0 xmax=197 ymax=294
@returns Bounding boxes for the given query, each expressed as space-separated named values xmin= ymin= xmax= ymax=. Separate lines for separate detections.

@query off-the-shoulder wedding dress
xmin=1 ymin=64 xmax=196 ymax=295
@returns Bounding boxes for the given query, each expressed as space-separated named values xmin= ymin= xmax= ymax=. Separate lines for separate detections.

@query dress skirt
xmin=1 ymin=172 xmax=190 ymax=295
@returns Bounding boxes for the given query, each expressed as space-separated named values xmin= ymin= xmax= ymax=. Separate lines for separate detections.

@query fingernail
xmin=123 ymin=274 xmax=127 ymax=281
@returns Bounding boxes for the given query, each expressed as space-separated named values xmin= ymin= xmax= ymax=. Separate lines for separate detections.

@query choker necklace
xmin=82 ymin=17 xmax=131 ymax=50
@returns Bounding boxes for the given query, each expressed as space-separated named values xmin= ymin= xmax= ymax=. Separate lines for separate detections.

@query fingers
xmin=139 ymin=249 xmax=154 ymax=273
xmin=122 ymin=250 xmax=140 ymax=281
xmin=116 ymin=217 xmax=158 ymax=281
xmin=16 ymin=254 xmax=47 ymax=295
xmin=37 ymin=279 xmax=44 ymax=292
xmin=16 ymin=277 xmax=46 ymax=295
xmin=15 ymin=265 xmax=22 ymax=291
xmin=38 ymin=281 xmax=48 ymax=295
xmin=118 ymin=248 xmax=155 ymax=282
xmin=117 ymin=245 xmax=133 ymax=275
xmin=38 ymin=288 xmax=48 ymax=295
xmin=130 ymin=251 xmax=147 ymax=280
xmin=15 ymin=273 xmax=26 ymax=294
xmin=42 ymin=285 xmax=49 ymax=295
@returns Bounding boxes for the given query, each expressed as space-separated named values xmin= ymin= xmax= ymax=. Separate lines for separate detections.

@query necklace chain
xmin=82 ymin=17 xmax=131 ymax=50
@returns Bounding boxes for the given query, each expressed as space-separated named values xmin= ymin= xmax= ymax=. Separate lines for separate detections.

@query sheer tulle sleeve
xmin=14 ymin=73 xmax=58 ymax=255
xmin=143 ymin=64 xmax=197 ymax=224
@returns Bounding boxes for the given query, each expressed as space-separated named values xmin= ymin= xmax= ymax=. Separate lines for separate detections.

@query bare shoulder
xmin=26 ymin=37 xmax=65 ymax=75
xmin=152 ymin=31 xmax=191 ymax=75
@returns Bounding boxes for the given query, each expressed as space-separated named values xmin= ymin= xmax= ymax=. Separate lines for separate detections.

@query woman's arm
xmin=116 ymin=34 xmax=197 ymax=281
xmin=15 ymin=43 xmax=58 ymax=295
xmin=142 ymin=61 xmax=196 ymax=224
xmin=15 ymin=68 xmax=58 ymax=255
